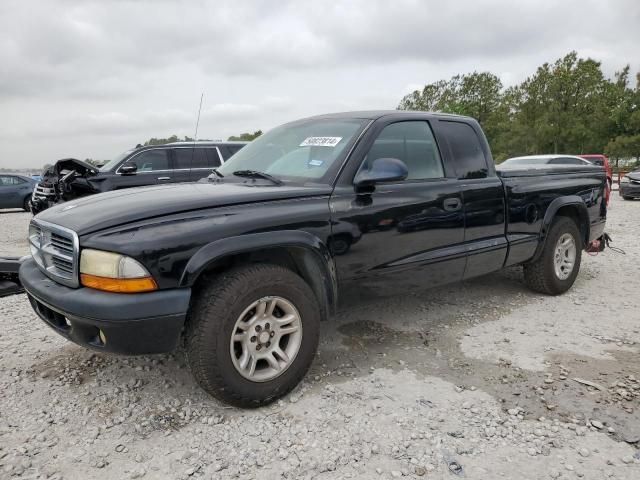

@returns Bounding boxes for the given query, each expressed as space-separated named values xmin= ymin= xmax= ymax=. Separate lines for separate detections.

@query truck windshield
xmin=99 ymin=149 xmax=135 ymax=172
xmin=216 ymin=118 xmax=368 ymax=184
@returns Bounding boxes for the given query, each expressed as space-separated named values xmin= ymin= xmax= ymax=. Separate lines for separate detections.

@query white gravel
xmin=1 ymin=197 xmax=639 ymax=479
xmin=0 ymin=209 xmax=31 ymax=257
xmin=461 ymin=196 xmax=640 ymax=371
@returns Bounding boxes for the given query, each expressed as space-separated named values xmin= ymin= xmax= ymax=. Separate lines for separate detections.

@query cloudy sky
xmin=1 ymin=0 xmax=639 ymax=169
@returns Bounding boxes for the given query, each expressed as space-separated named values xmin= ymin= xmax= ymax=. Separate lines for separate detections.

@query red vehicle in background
xmin=580 ymin=154 xmax=612 ymax=204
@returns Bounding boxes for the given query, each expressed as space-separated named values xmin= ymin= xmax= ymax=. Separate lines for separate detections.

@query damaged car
xmin=620 ymin=169 xmax=640 ymax=200
xmin=31 ymin=141 xmax=247 ymax=214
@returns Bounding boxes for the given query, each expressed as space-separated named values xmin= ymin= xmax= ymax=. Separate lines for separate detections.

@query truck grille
xmin=28 ymin=220 xmax=79 ymax=287
xmin=33 ymin=184 xmax=56 ymax=199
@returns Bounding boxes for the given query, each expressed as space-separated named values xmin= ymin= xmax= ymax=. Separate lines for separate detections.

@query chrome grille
xmin=29 ymin=220 xmax=79 ymax=287
xmin=33 ymin=184 xmax=56 ymax=199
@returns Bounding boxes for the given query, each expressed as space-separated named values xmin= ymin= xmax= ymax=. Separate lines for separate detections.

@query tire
xmin=185 ymin=264 xmax=320 ymax=408
xmin=622 ymin=196 xmax=633 ymax=201
xmin=524 ymin=217 xmax=582 ymax=295
xmin=23 ymin=196 xmax=31 ymax=212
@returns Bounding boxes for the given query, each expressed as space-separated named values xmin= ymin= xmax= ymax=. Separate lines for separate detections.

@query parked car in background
xmin=500 ymin=154 xmax=594 ymax=167
xmin=620 ymin=169 xmax=640 ymax=200
xmin=0 ymin=174 xmax=37 ymax=210
xmin=31 ymin=141 xmax=248 ymax=214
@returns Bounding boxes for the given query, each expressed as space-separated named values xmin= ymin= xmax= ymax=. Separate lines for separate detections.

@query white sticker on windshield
xmin=300 ymin=136 xmax=342 ymax=147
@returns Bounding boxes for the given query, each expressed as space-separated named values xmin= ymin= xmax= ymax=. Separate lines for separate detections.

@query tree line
xmin=137 ymin=131 xmax=263 ymax=147
xmin=398 ymin=51 xmax=640 ymax=166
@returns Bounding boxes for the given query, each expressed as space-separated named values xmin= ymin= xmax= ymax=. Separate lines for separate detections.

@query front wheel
xmin=23 ymin=196 xmax=32 ymax=212
xmin=185 ymin=264 xmax=320 ymax=408
xmin=524 ymin=217 xmax=582 ymax=295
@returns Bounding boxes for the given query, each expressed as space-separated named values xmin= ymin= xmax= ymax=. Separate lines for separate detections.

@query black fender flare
xmin=531 ymin=196 xmax=590 ymax=262
xmin=179 ymin=230 xmax=338 ymax=318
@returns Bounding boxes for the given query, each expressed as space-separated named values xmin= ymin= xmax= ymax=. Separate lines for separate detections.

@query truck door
xmin=330 ymin=119 xmax=466 ymax=294
xmin=170 ymin=148 xmax=197 ymax=184
xmin=438 ymin=120 xmax=507 ymax=279
xmin=115 ymin=149 xmax=172 ymax=189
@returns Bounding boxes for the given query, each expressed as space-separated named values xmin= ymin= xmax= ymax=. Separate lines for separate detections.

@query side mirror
xmin=120 ymin=163 xmax=137 ymax=175
xmin=354 ymin=157 xmax=408 ymax=188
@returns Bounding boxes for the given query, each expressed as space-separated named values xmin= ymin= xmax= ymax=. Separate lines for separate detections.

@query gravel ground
xmin=1 ymin=196 xmax=639 ymax=479
xmin=0 ymin=209 xmax=31 ymax=257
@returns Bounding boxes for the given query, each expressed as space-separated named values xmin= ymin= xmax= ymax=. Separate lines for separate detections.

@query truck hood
xmin=35 ymin=182 xmax=332 ymax=235
xmin=42 ymin=158 xmax=98 ymax=177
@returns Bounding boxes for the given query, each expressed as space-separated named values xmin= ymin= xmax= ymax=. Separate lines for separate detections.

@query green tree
xmin=227 ymin=130 xmax=263 ymax=141
xmin=140 ymin=135 xmax=196 ymax=146
xmin=398 ymin=72 xmax=505 ymax=156
xmin=398 ymin=51 xmax=639 ymax=163
xmin=604 ymin=72 xmax=640 ymax=169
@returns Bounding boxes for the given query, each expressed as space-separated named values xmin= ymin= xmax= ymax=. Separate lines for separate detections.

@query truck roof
xmin=302 ymin=110 xmax=476 ymax=122
xmin=164 ymin=140 xmax=249 ymax=146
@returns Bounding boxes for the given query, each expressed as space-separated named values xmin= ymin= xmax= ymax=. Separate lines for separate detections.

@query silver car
xmin=500 ymin=154 xmax=593 ymax=166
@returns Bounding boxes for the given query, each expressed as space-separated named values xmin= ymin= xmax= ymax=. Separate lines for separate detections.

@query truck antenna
xmin=191 ymin=92 xmax=204 ymax=176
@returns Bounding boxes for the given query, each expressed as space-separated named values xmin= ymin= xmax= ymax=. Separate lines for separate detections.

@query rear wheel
xmin=524 ymin=217 xmax=582 ymax=295
xmin=185 ymin=264 xmax=320 ymax=407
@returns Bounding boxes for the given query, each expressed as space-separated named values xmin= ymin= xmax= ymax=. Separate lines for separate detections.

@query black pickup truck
xmin=19 ymin=111 xmax=607 ymax=407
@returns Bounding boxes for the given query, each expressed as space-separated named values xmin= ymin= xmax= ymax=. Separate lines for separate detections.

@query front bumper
xmin=620 ymin=183 xmax=640 ymax=198
xmin=19 ymin=258 xmax=191 ymax=354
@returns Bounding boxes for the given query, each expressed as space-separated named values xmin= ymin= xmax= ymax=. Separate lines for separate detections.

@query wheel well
xmin=192 ymin=247 xmax=332 ymax=320
xmin=554 ymin=205 xmax=589 ymax=247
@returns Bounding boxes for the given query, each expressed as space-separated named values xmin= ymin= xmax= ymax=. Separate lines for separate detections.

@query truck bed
xmin=497 ymin=163 xmax=607 ymax=267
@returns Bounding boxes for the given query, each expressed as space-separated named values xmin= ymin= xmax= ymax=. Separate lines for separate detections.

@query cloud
xmin=0 ymin=0 xmax=639 ymax=167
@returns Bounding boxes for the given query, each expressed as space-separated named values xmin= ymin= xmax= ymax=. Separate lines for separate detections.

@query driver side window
xmin=363 ymin=121 xmax=444 ymax=180
xmin=128 ymin=150 xmax=170 ymax=172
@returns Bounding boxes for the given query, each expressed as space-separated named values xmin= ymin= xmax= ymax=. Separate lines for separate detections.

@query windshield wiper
xmin=232 ymin=170 xmax=283 ymax=185
xmin=210 ymin=168 xmax=224 ymax=178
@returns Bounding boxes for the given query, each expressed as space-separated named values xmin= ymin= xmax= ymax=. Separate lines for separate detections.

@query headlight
xmin=620 ymin=176 xmax=630 ymax=183
xmin=79 ymin=249 xmax=157 ymax=293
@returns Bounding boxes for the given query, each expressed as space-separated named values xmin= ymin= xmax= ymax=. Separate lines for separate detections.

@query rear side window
xmin=0 ymin=176 xmax=25 ymax=185
xmin=174 ymin=148 xmax=208 ymax=169
xmin=128 ymin=150 xmax=169 ymax=172
xmin=550 ymin=157 xmax=585 ymax=165
xmin=441 ymin=121 xmax=488 ymax=179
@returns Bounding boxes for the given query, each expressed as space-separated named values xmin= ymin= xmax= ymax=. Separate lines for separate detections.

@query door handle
xmin=157 ymin=176 xmax=171 ymax=181
xmin=443 ymin=198 xmax=462 ymax=212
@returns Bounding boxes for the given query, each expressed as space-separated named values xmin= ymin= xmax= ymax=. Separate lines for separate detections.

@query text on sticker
xmin=299 ymin=137 xmax=343 ymax=147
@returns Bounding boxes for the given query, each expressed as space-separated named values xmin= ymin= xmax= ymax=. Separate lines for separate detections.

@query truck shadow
xmin=28 ymin=266 xmax=631 ymax=440
xmin=25 ymin=268 xmax=535 ymax=425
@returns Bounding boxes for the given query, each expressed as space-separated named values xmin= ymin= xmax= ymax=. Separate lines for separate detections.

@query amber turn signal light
xmin=80 ymin=274 xmax=158 ymax=293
